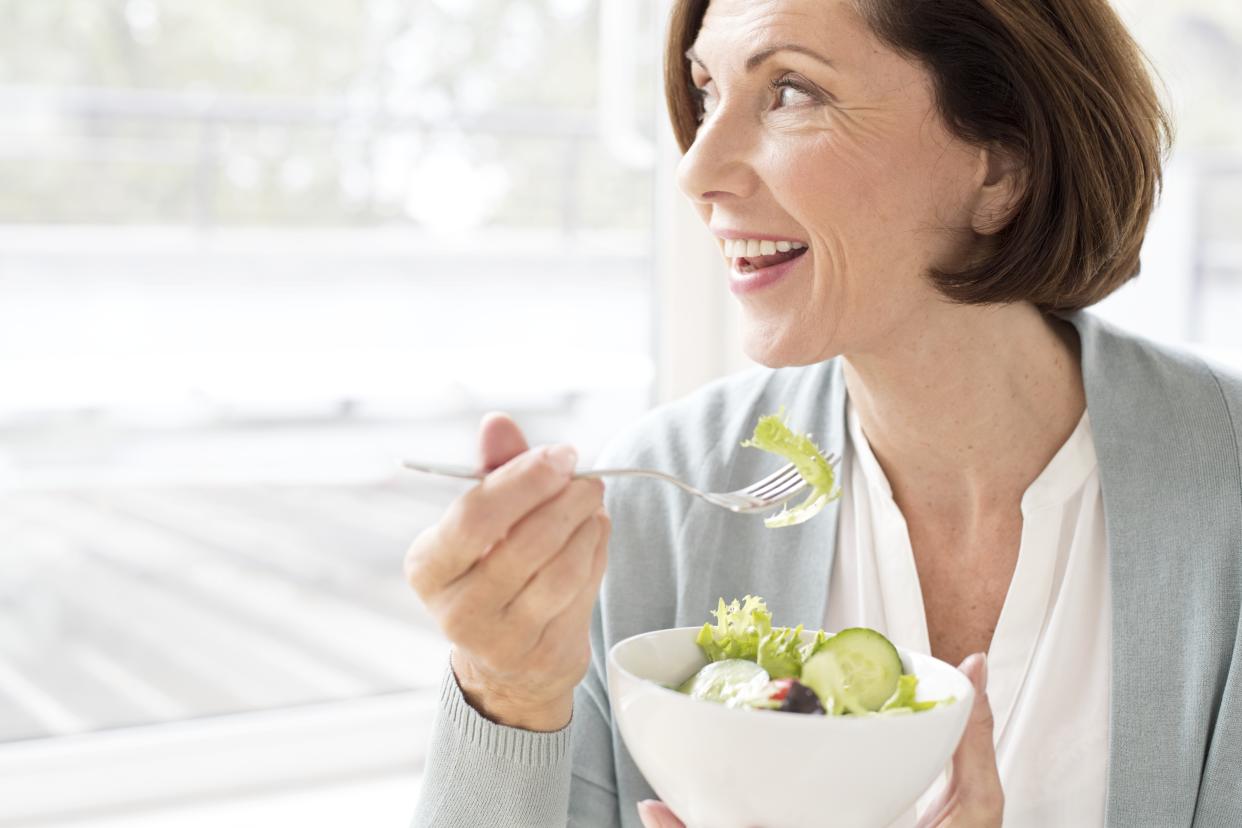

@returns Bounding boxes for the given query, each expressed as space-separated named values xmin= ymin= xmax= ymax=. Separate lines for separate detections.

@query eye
xmin=768 ymin=75 xmax=820 ymax=109
xmin=691 ymin=79 xmax=718 ymax=122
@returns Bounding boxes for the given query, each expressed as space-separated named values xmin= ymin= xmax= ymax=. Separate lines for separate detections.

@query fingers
xmin=406 ymin=443 xmax=578 ymax=594
xmin=477 ymin=412 xmax=528 ymax=472
xmin=914 ymin=653 xmax=1003 ymax=828
xmin=473 ymin=478 xmax=606 ymax=604
xmin=501 ymin=506 xmax=608 ymax=636
xmin=637 ymin=801 xmax=685 ymax=828
xmin=952 ymin=652 xmax=1004 ymax=820
xmin=954 ymin=653 xmax=999 ymax=783
xmin=525 ymin=508 xmax=610 ymax=662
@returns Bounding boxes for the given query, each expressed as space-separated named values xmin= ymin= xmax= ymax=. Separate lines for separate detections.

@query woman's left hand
xmin=635 ymin=652 xmax=1002 ymax=828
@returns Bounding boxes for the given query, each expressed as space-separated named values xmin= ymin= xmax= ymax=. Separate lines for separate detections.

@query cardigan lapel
xmin=1065 ymin=311 xmax=1238 ymax=826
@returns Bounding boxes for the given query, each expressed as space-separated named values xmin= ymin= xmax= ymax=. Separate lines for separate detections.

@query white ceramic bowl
xmin=607 ymin=626 xmax=974 ymax=828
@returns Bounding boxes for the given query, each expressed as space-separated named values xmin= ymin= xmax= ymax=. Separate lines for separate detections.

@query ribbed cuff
xmin=439 ymin=663 xmax=572 ymax=766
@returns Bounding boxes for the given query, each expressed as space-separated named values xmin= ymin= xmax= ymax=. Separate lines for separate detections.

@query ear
xmin=970 ymin=143 xmax=1026 ymax=236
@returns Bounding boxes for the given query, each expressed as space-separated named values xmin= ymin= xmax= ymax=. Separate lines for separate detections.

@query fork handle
xmin=401 ymin=460 xmax=671 ymax=483
xmin=401 ymin=461 xmax=486 ymax=480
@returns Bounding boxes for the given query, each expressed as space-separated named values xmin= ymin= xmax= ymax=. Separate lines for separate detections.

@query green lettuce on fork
xmin=740 ymin=406 xmax=842 ymax=527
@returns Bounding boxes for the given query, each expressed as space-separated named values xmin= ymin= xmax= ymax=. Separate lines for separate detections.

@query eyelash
xmin=769 ymin=75 xmax=818 ymax=103
xmin=691 ymin=74 xmax=820 ymax=120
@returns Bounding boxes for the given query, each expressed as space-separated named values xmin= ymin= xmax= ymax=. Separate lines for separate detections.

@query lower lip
xmin=727 ymin=250 xmax=807 ymax=295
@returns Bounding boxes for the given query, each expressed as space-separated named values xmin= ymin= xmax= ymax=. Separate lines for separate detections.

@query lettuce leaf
xmin=757 ymin=624 xmax=804 ymax=680
xmin=879 ymin=673 xmax=956 ymax=714
xmin=879 ymin=674 xmax=919 ymax=712
xmin=740 ymin=406 xmax=841 ymax=528
xmin=798 ymin=629 xmax=830 ymax=663
xmin=695 ymin=595 xmax=773 ymax=662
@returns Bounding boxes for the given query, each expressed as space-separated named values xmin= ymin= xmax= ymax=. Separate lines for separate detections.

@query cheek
xmin=768 ymin=131 xmax=909 ymax=277
xmin=771 ymin=122 xmax=966 ymax=277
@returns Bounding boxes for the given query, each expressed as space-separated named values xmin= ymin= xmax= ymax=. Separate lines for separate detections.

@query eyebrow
xmin=684 ymin=43 xmax=835 ymax=73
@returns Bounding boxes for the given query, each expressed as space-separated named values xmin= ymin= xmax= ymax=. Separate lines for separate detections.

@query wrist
xmin=452 ymin=651 xmax=574 ymax=732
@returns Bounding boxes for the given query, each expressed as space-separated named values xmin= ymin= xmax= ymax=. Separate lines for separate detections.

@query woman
xmin=406 ymin=0 xmax=1241 ymax=825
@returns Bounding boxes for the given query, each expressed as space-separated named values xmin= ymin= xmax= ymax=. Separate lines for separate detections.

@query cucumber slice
xmin=801 ymin=651 xmax=867 ymax=715
xmin=806 ymin=628 xmax=902 ymax=712
xmin=677 ymin=659 xmax=770 ymax=706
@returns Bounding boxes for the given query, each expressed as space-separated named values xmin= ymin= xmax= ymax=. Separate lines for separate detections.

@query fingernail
xmin=979 ymin=652 xmax=988 ymax=689
xmin=636 ymin=801 xmax=654 ymax=818
xmin=545 ymin=444 xmax=577 ymax=476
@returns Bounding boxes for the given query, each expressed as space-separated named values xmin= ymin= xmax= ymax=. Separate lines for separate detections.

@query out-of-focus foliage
xmin=0 ymin=0 xmax=655 ymax=229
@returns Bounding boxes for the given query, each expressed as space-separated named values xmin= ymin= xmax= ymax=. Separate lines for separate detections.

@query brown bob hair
xmin=664 ymin=0 xmax=1174 ymax=312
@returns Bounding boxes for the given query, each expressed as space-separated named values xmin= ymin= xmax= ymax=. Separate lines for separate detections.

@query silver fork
xmin=400 ymin=455 xmax=838 ymax=515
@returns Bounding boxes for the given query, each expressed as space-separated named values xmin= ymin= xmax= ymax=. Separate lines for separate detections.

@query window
xmin=4 ymin=1 xmax=1238 ymax=824
xmin=0 ymin=0 xmax=661 ymax=823
xmin=1090 ymin=0 xmax=1242 ymax=367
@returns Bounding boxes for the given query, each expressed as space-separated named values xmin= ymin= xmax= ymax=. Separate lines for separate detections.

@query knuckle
xmin=974 ymin=699 xmax=996 ymax=731
xmin=587 ymin=513 xmax=605 ymax=543
xmin=569 ymin=478 xmax=604 ymax=513
xmin=403 ymin=527 xmax=439 ymax=593
xmin=530 ymin=451 xmax=568 ymax=488
xmin=557 ymin=535 xmax=588 ymax=571
xmin=452 ymin=490 xmax=485 ymax=533
xmin=443 ymin=599 xmax=489 ymax=647
xmin=439 ymin=607 xmax=467 ymax=643
xmin=579 ymin=506 xmax=602 ymax=531
xmin=505 ymin=592 xmax=543 ymax=633
xmin=977 ymin=786 xmax=1004 ymax=817
xmin=402 ymin=543 xmax=422 ymax=588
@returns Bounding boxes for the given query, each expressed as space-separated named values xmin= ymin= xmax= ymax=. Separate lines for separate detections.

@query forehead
xmin=692 ymin=0 xmax=866 ymax=64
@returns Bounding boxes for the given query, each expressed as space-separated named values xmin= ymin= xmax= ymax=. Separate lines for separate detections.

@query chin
xmin=740 ymin=325 xmax=834 ymax=369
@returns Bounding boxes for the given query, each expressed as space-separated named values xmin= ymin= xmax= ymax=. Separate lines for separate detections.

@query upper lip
xmin=712 ymin=227 xmax=808 ymax=244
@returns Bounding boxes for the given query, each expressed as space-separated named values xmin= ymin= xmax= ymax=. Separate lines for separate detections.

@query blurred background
xmin=0 ymin=0 xmax=1238 ymax=825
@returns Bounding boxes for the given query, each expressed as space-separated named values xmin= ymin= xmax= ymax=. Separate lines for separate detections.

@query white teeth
xmin=721 ymin=237 xmax=807 ymax=257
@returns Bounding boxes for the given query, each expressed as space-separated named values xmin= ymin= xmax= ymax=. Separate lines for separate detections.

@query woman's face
xmin=678 ymin=0 xmax=994 ymax=366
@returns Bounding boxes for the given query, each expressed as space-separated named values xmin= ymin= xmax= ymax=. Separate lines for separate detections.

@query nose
xmin=674 ymin=108 xmax=758 ymax=206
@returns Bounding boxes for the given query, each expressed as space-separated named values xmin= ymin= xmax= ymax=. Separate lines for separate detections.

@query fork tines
xmin=743 ymin=463 xmax=804 ymax=499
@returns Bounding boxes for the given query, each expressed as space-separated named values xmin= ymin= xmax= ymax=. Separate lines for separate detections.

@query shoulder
xmin=1069 ymin=310 xmax=1242 ymax=446
xmin=1069 ymin=310 xmax=1241 ymax=568
xmin=1068 ymin=310 xmax=1242 ymax=402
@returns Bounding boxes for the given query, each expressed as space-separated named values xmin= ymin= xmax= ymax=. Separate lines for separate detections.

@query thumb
xmin=637 ymin=800 xmax=685 ymax=828
xmin=477 ymin=411 xmax=530 ymax=473
xmin=951 ymin=652 xmax=1001 ymax=794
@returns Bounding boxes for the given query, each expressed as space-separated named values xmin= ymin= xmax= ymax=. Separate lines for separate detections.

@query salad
xmin=675 ymin=596 xmax=955 ymax=716
xmin=741 ymin=407 xmax=841 ymax=527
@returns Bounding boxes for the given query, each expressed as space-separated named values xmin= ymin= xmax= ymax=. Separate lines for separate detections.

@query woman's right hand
xmin=404 ymin=412 xmax=611 ymax=732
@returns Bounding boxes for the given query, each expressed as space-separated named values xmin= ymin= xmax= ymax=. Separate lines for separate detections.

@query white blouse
xmin=826 ymin=399 xmax=1111 ymax=827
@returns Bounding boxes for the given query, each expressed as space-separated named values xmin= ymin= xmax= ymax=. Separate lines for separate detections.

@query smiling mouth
xmin=735 ymin=247 xmax=809 ymax=273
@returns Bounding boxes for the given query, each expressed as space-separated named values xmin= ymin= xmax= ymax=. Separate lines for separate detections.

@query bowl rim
xmin=607 ymin=625 xmax=975 ymax=727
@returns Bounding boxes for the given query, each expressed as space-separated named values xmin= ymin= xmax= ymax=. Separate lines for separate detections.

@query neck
xmin=841 ymin=302 xmax=1085 ymax=522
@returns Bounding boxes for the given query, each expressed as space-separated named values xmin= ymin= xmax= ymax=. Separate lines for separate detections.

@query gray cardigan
xmin=412 ymin=311 xmax=1242 ymax=827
